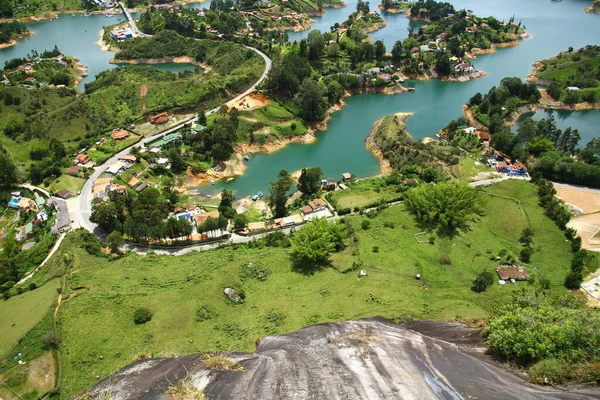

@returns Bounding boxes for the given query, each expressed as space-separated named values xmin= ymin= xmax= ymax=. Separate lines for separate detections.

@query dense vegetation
xmin=372 ymin=113 xmax=463 ymax=177
xmin=404 ymin=181 xmax=483 ymax=236
xmin=484 ymin=290 xmax=600 ymax=384
xmin=0 ymin=22 xmax=27 ymax=44
xmin=536 ymin=45 xmax=600 ymax=104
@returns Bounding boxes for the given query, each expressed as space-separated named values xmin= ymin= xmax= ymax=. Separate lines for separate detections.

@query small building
xmin=301 ymin=205 xmax=313 ymax=215
xmin=195 ymin=210 xmax=220 ymax=226
xmin=150 ymin=112 xmax=169 ymax=124
xmin=496 ymin=265 xmax=530 ymax=281
xmin=248 ymin=221 xmax=266 ymax=232
xmin=120 ymin=155 xmax=137 ymax=163
xmin=24 ymin=76 xmax=36 ymax=84
xmin=106 ymin=160 xmax=128 ymax=175
xmin=66 ymin=166 xmax=83 ymax=175
xmin=135 ymin=182 xmax=149 ymax=193
xmin=111 ymin=128 xmax=130 ymax=140
xmin=567 ymin=86 xmax=580 ymax=92
xmin=55 ymin=189 xmax=73 ymax=199
xmin=476 ymin=130 xmax=491 ymax=142
xmin=321 ymin=178 xmax=338 ymax=190
xmin=342 ymin=172 xmax=352 ymax=182
xmin=157 ymin=157 xmax=170 ymax=165
xmin=402 ymin=178 xmax=418 ymax=187
xmin=308 ymin=198 xmax=327 ymax=212
xmin=496 ymin=161 xmax=508 ymax=172
xmin=128 ymin=177 xmax=140 ymax=188
xmin=76 ymin=153 xmax=91 ymax=165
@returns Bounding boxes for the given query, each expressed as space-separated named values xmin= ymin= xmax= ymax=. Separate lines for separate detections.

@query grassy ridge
xmin=50 ymin=180 xmax=582 ymax=398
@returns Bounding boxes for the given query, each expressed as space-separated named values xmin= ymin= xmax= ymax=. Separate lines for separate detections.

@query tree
xmin=295 ymin=78 xmax=328 ymax=121
xmin=106 ymin=231 xmax=124 ymax=254
xmin=290 ymin=218 xmax=336 ymax=270
xmin=471 ymin=271 xmax=494 ymax=293
xmin=167 ymin=148 xmax=187 ymax=173
xmin=404 ymin=182 xmax=484 ymax=236
xmin=267 ymin=169 xmax=292 ymax=218
xmin=233 ymin=213 xmax=249 ymax=230
xmin=391 ymin=40 xmax=403 ymax=58
xmin=297 ymin=167 xmax=323 ymax=195
xmin=0 ymin=148 xmax=18 ymax=187
xmin=161 ymin=177 xmax=179 ymax=206
xmin=219 ymin=189 xmax=236 ymax=218
xmin=197 ymin=109 xmax=207 ymax=125
xmin=90 ymin=201 xmax=120 ymax=233
xmin=307 ymin=30 xmax=325 ymax=59
xmin=374 ymin=40 xmax=386 ymax=60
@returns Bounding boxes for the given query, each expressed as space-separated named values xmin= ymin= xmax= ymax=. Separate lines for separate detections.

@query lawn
xmin=42 ymin=174 xmax=86 ymax=196
xmin=238 ymin=101 xmax=307 ymax=140
xmin=328 ymin=176 xmax=403 ymax=210
xmin=0 ymin=281 xmax=59 ymax=359
xmin=46 ymin=179 xmax=584 ymax=398
xmin=450 ymin=156 xmax=494 ymax=180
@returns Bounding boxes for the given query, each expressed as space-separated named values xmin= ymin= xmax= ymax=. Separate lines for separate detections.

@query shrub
xmin=383 ymin=221 xmax=395 ymax=228
xmin=520 ymin=246 xmax=533 ymax=263
xmin=28 ymin=282 xmax=37 ymax=291
xmin=133 ymin=307 xmax=153 ymax=325
xmin=16 ymin=287 xmax=23 ymax=295
xmin=372 ymin=246 xmax=379 ymax=253
xmin=41 ymin=331 xmax=59 ymax=349
xmin=540 ymin=278 xmax=551 ymax=290
xmin=195 ymin=305 xmax=216 ymax=322
xmin=361 ymin=220 xmax=371 ymax=230
xmin=471 ymin=271 xmax=494 ymax=293
xmin=439 ymin=254 xmax=452 ymax=265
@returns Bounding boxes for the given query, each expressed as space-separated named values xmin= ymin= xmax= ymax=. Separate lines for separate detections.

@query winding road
xmin=70 ymin=44 xmax=272 ymax=240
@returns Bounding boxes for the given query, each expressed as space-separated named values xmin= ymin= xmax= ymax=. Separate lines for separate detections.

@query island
xmin=0 ymin=22 xmax=31 ymax=48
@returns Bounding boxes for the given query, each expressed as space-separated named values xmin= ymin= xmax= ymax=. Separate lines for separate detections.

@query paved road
xmin=71 ymin=45 xmax=272 ymax=239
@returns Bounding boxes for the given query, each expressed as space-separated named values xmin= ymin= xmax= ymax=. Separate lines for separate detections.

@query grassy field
xmin=43 ymin=180 xmax=589 ymax=397
xmin=42 ymin=174 xmax=86 ymax=196
xmin=450 ymin=156 xmax=494 ymax=180
xmin=0 ymin=281 xmax=59 ymax=358
xmin=328 ymin=177 xmax=403 ymax=210
xmin=238 ymin=101 xmax=307 ymax=142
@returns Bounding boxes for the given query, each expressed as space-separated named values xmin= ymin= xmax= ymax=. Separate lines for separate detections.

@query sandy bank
xmin=538 ymin=89 xmax=600 ymax=111
xmin=525 ymin=60 xmax=554 ymax=86
xmin=364 ymin=20 xmax=388 ymax=34
xmin=264 ymin=18 xmax=316 ymax=32
xmin=71 ymin=58 xmax=89 ymax=89
xmin=365 ymin=112 xmax=413 ymax=174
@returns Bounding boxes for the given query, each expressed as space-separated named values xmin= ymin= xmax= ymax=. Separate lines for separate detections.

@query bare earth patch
xmin=232 ymin=93 xmax=269 ymax=111
xmin=568 ymin=213 xmax=600 ymax=252
xmin=555 ymin=187 xmax=600 ymax=214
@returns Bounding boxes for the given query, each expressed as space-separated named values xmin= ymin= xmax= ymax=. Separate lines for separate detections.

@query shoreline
xmin=202 ymin=83 xmax=408 ymax=184
xmin=365 ymin=112 xmax=413 ymax=174
xmin=377 ymin=4 xmax=412 ymax=16
xmin=0 ymin=31 xmax=34 ymax=49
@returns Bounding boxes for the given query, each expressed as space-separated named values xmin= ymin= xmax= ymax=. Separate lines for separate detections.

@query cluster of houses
xmin=362 ymin=66 xmax=395 ymax=84
xmin=321 ymin=172 xmax=352 ymax=191
xmin=8 ymin=191 xmax=52 ymax=241
xmin=1 ymin=55 xmax=74 ymax=89
xmin=483 ymin=148 xmax=528 ymax=176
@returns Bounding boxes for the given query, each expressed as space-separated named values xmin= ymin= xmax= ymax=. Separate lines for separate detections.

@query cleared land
xmin=555 ymin=186 xmax=600 ymax=214
xmin=0 ymin=281 xmax=58 ymax=358
xmin=44 ymin=180 xmax=586 ymax=397
xmin=568 ymin=213 xmax=600 ymax=252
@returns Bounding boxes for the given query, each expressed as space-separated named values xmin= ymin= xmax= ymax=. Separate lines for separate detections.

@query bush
xmin=361 ymin=220 xmax=371 ymax=230
xmin=439 ymin=254 xmax=452 ymax=265
xmin=41 ymin=331 xmax=59 ymax=349
xmin=372 ymin=246 xmax=379 ymax=253
xmin=540 ymin=278 xmax=551 ymax=290
xmin=16 ymin=287 xmax=23 ymax=295
xmin=28 ymin=282 xmax=37 ymax=291
xmin=471 ymin=271 xmax=494 ymax=293
xmin=337 ymin=207 xmax=351 ymax=216
xmin=133 ymin=307 xmax=153 ymax=325
xmin=383 ymin=221 xmax=395 ymax=229
xmin=195 ymin=304 xmax=216 ymax=322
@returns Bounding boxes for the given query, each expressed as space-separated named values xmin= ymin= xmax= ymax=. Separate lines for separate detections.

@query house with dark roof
xmin=321 ymin=178 xmax=338 ymax=190
xmin=76 ymin=153 xmax=91 ymax=165
xmin=496 ymin=265 xmax=530 ymax=281
xmin=55 ymin=189 xmax=73 ymax=199
xmin=135 ymin=182 xmax=149 ymax=193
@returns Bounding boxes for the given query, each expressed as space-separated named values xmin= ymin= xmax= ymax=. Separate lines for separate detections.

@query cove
xmin=202 ymin=0 xmax=600 ymax=197
xmin=0 ymin=12 xmax=199 ymax=90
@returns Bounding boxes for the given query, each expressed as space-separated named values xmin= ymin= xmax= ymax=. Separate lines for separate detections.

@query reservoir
xmin=1 ymin=0 xmax=599 ymax=197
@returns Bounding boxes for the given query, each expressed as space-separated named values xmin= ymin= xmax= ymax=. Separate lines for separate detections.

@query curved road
xmin=71 ymin=46 xmax=272 ymax=239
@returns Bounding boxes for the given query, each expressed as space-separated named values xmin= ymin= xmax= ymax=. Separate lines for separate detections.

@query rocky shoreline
xmin=365 ymin=112 xmax=413 ymax=174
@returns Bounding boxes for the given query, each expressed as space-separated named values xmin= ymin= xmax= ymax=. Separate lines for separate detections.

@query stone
xmin=224 ymin=288 xmax=242 ymax=303
xmin=359 ymin=269 xmax=367 ymax=277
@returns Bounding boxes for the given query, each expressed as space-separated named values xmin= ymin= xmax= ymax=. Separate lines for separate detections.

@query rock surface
xmin=81 ymin=318 xmax=600 ymax=400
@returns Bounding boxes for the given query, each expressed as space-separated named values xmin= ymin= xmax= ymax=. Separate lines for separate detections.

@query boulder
xmin=224 ymin=288 xmax=242 ymax=303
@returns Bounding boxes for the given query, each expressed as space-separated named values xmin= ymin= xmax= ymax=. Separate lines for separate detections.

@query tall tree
xmin=0 ymin=148 xmax=17 ymax=187
xmin=295 ymin=78 xmax=328 ymax=121
xmin=268 ymin=169 xmax=291 ymax=218
xmin=297 ymin=167 xmax=323 ymax=195
xmin=290 ymin=218 xmax=336 ymax=270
